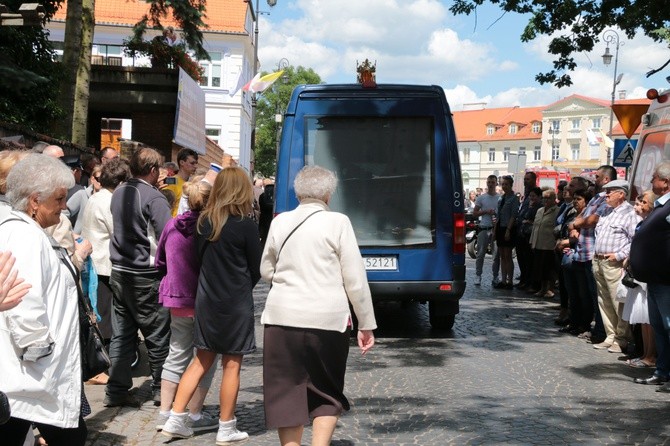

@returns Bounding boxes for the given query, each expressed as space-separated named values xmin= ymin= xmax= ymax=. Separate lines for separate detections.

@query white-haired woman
xmin=0 ymin=154 xmax=88 ymax=445
xmin=260 ymin=165 xmax=377 ymax=446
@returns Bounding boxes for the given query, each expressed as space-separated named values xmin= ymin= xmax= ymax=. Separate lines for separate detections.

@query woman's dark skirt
xmin=495 ymin=226 xmax=516 ymax=248
xmin=263 ymin=325 xmax=350 ymax=429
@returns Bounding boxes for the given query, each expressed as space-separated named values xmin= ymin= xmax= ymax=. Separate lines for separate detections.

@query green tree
xmin=0 ymin=0 xmax=209 ymax=142
xmin=0 ymin=0 xmax=64 ymax=133
xmin=254 ymin=66 xmax=322 ymax=177
xmin=449 ymin=0 xmax=670 ymax=87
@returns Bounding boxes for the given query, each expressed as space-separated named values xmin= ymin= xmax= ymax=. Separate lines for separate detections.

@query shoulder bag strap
xmin=275 ymin=210 xmax=324 ymax=264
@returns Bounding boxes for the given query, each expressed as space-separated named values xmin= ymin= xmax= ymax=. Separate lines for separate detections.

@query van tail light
xmin=453 ymin=213 xmax=465 ymax=255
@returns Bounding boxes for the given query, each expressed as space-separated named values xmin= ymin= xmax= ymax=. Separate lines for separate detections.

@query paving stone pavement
xmin=83 ymin=258 xmax=670 ymax=445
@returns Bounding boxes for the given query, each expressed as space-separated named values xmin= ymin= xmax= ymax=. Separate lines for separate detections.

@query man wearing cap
xmin=630 ymin=161 xmax=670 ymax=389
xmin=62 ymin=155 xmax=85 ymax=202
xmin=592 ymin=179 xmax=640 ymax=353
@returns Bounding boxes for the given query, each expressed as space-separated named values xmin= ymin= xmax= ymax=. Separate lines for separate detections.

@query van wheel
xmin=428 ymin=302 xmax=455 ymax=330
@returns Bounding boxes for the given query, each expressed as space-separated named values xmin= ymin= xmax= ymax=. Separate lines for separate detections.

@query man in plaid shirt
xmin=569 ymin=166 xmax=617 ymax=344
xmin=592 ymin=180 xmax=641 ymax=354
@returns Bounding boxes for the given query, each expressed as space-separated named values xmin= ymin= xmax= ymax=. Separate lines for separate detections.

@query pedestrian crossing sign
xmin=613 ymin=139 xmax=637 ymax=167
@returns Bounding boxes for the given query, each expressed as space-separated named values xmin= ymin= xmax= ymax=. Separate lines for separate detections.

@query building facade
xmin=454 ymin=94 xmax=649 ymax=191
xmin=48 ymin=0 xmax=257 ymax=169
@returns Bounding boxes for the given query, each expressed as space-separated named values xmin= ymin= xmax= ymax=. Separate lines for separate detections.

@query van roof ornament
xmin=356 ymin=59 xmax=377 ymax=88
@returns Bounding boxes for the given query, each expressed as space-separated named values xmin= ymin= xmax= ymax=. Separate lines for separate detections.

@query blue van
xmin=273 ymin=82 xmax=466 ymax=329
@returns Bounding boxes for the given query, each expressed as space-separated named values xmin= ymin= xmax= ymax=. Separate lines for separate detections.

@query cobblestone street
xmin=84 ymin=258 xmax=670 ymax=445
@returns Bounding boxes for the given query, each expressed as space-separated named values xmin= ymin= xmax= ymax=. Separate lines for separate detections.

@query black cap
xmin=61 ymin=154 xmax=82 ymax=169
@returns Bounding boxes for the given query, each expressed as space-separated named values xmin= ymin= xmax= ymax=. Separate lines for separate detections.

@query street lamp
xmin=602 ymin=29 xmax=623 ymax=165
xmin=247 ymin=0 xmax=277 ymax=171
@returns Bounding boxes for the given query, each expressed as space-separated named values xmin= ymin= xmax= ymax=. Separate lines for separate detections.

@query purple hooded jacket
xmin=155 ymin=211 xmax=201 ymax=309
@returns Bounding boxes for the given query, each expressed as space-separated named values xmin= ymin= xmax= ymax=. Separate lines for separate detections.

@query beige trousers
xmin=592 ymin=258 xmax=631 ymax=346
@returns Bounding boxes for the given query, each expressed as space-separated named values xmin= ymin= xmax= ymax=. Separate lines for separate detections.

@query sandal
xmin=626 ymin=358 xmax=655 ymax=368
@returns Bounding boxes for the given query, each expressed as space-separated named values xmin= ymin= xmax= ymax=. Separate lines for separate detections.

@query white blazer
xmin=0 ymin=211 xmax=82 ymax=428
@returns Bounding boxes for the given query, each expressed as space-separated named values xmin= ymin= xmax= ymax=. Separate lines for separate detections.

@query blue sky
xmin=256 ymin=0 xmax=670 ymax=110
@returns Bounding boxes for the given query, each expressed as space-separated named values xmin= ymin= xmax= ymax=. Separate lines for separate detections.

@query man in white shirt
xmin=472 ymin=175 xmax=500 ymax=286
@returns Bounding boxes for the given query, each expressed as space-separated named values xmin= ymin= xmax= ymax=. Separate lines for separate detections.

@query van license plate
xmin=364 ymin=256 xmax=397 ymax=271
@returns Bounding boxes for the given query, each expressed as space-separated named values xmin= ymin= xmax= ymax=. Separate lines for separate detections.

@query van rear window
xmin=305 ymin=116 xmax=434 ymax=247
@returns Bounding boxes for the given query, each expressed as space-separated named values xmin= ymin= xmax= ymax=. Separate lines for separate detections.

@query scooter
xmin=466 ymin=219 xmax=495 ymax=259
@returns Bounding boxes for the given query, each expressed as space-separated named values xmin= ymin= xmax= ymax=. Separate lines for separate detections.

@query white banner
xmin=173 ymin=67 xmax=206 ymax=154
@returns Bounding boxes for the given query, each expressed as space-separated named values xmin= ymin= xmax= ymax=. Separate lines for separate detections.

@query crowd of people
xmin=468 ymin=163 xmax=670 ymax=393
xmin=0 ymin=144 xmax=377 ymax=446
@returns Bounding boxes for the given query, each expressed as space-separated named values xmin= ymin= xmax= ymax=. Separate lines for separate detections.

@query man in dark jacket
xmin=630 ymin=161 xmax=670 ymax=391
xmin=104 ymin=147 xmax=172 ymax=407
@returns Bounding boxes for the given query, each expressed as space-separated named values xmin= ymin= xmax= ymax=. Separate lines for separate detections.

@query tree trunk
xmin=56 ymin=0 xmax=83 ymax=141
xmin=71 ymin=0 xmax=95 ymax=146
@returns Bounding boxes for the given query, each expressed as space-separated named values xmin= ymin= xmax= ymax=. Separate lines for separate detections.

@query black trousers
xmin=106 ymin=270 xmax=170 ymax=397
xmin=0 ymin=415 xmax=87 ymax=446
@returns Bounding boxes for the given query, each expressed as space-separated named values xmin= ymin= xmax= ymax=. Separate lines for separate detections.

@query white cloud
xmin=260 ymin=2 xmax=670 ymax=107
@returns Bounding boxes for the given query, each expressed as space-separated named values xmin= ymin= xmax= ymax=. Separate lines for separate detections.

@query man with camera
xmin=164 ymin=148 xmax=199 ymax=217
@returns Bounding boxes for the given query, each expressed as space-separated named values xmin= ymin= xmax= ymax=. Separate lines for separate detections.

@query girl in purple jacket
xmin=154 ymin=176 xmax=218 ymax=433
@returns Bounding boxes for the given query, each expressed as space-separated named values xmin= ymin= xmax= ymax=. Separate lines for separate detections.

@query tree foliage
xmin=254 ymin=66 xmax=322 ymax=177
xmin=0 ymin=0 xmax=65 ymax=133
xmin=127 ymin=0 xmax=209 ymax=61
xmin=449 ymin=0 xmax=670 ymax=87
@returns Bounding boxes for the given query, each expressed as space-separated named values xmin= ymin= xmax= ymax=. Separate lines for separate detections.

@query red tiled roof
xmin=53 ymin=0 xmax=248 ymax=34
xmin=453 ymin=106 xmax=545 ymax=142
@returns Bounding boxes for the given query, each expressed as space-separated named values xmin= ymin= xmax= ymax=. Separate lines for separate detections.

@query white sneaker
xmin=161 ymin=411 xmax=193 ymax=439
xmin=474 ymin=275 xmax=482 ymax=286
xmin=189 ymin=411 xmax=219 ymax=432
xmin=216 ymin=418 xmax=249 ymax=444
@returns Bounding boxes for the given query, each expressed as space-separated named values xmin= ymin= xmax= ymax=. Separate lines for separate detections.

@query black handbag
xmin=50 ymin=238 xmax=111 ymax=381
xmin=79 ymin=295 xmax=111 ymax=381
xmin=621 ymin=270 xmax=639 ymax=289
xmin=0 ymin=390 xmax=10 ymax=425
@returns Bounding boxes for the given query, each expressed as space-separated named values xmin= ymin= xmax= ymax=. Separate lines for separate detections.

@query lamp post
xmin=248 ymin=0 xmax=277 ymax=172
xmin=601 ymin=29 xmax=623 ymax=165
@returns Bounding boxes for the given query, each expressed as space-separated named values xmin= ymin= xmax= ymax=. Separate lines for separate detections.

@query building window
xmin=572 ymin=119 xmax=580 ymax=130
xmin=486 ymin=125 xmax=494 ymax=135
xmin=206 ymin=127 xmax=221 ymax=145
xmin=518 ymin=146 xmax=526 ymax=157
xmin=534 ymin=146 xmax=541 ymax=161
xmin=592 ymin=117 xmax=601 ymax=129
xmin=462 ymin=147 xmax=470 ymax=163
xmin=571 ymin=144 xmax=580 ymax=160
xmin=199 ymin=52 xmax=223 ymax=88
xmin=509 ymin=123 xmax=517 ymax=134
xmin=551 ymin=120 xmax=560 ymax=131
xmin=503 ymin=147 xmax=510 ymax=161
xmin=532 ymin=122 xmax=541 ymax=133
xmin=552 ymin=143 xmax=560 ymax=161
xmin=488 ymin=147 xmax=495 ymax=162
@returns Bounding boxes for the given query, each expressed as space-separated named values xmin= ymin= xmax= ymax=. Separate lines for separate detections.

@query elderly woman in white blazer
xmin=0 ymin=154 xmax=88 ymax=445
xmin=260 ymin=165 xmax=377 ymax=446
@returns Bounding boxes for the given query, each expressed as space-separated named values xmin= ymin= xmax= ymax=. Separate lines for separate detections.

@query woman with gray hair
xmin=260 ymin=165 xmax=377 ymax=446
xmin=0 ymin=154 xmax=88 ymax=445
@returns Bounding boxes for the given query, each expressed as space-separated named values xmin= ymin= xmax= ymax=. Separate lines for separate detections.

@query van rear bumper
xmin=368 ymin=265 xmax=466 ymax=302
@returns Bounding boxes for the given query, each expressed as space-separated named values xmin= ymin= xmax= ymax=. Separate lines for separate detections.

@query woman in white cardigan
xmin=260 ymin=165 xmax=377 ymax=446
